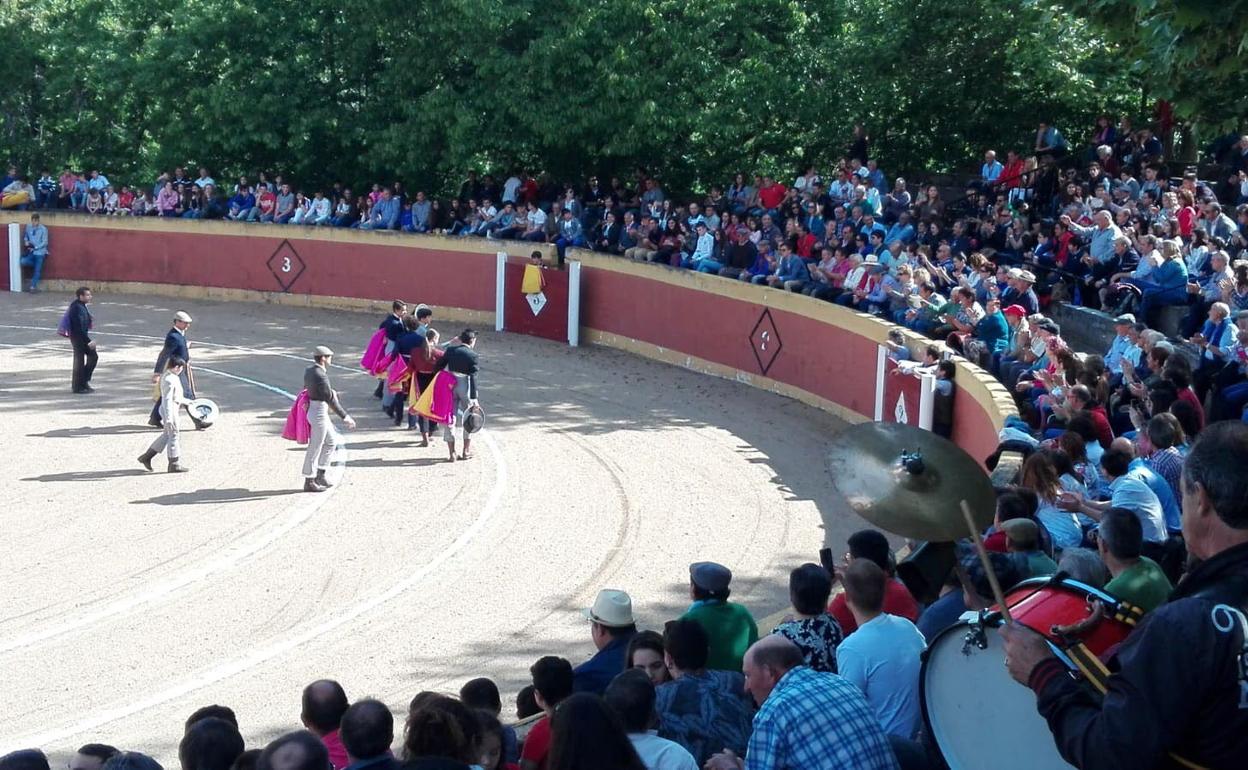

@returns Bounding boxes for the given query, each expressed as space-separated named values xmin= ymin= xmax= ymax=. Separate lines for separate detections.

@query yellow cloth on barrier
xmin=1 ymin=191 xmax=32 ymax=209
xmin=521 ymin=264 xmax=545 ymax=294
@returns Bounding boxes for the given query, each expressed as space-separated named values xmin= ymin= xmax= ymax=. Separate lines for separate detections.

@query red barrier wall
xmin=503 ymin=261 xmax=569 ymax=342
xmin=32 ymin=220 xmax=496 ymax=312
xmin=2 ymin=215 xmax=1012 ymax=462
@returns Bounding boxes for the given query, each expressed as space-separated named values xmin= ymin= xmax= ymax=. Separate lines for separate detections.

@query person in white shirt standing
xmin=138 ymin=357 xmax=193 ymax=473
xmin=604 ymin=669 xmax=698 ymax=770
xmin=835 ymin=559 xmax=927 ymax=739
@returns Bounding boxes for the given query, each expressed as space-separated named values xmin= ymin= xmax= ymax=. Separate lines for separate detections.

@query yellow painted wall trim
xmin=0 ymin=212 xmax=556 ymax=261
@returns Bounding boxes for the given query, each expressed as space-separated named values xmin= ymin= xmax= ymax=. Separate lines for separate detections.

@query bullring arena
xmin=0 ymin=215 xmax=1011 ymax=763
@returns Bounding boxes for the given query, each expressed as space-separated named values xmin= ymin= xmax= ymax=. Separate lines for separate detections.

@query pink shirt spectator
xmin=60 ymin=172 xmax=78 ymax=194
xmin=158 ymin=187 xmax=180 ymax=212
xmin=321 ymin=729 xmax=349 ymax=770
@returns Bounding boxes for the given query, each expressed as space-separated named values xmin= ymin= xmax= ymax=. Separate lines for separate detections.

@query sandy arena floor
xmin=0 ymin=290 xmax=858 ymax=762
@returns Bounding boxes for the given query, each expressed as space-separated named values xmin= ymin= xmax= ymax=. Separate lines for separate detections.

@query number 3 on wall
xmin=281 ymin=256 xmax=292 ymax=273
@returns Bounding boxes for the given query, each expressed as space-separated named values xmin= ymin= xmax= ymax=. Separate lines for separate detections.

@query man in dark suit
xmin=149 ymin=311 xmax=197 ymax=427
xmin=68 ymin=286 xmax=97 ymax=393
xmin=374 ymin=300 xmax=407 ymax=400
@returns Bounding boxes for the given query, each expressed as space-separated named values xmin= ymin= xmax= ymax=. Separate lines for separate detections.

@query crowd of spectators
xmin=6 ymin=120 xmax=1248 ymax=769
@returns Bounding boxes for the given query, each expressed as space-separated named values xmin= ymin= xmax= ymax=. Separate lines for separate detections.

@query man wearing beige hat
xmin=148 ymin=310 xmax=204 ymax=429
xmin=302 ymin=346 xmax=356 ymax=493
xmin=573 ymin=588 xmax=638 ymax=694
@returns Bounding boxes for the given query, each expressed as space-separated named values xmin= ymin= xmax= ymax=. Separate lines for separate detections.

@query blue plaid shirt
xmin=744 ymin=666 xmax=898 ymax=770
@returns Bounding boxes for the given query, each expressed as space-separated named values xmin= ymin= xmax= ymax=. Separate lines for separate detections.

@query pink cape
xmin=414 ymin=370 xmax=457 ymax=425
xmin=385 ymin=355 xmax=411 ymax=393
xmin=281 ymin=389 xmax=311 ymax=444
xmin=360 ymin=328 xmax=388 ymax=372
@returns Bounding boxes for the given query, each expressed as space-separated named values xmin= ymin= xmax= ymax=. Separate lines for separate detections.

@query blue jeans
xmin=690 ymin=258 xmax=724 ymax=273
xmin=555 ymin=235 xmax=584 ymax=263
xmin=20 ymin=252 xmax=46 ymax=289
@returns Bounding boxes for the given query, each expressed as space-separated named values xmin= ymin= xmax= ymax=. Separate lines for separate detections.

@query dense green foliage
xmin=0 ymin=0 xmax=1209 ymax=195
xmin=1057 ymin=0 xmax=1248 ymax=134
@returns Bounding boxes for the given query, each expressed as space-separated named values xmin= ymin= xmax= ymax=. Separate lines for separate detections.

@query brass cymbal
xmin=828 ymin=421 xmax=995 ymax=542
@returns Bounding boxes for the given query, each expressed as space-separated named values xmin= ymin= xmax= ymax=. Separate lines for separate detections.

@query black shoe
xmin=373 ymin=382 xmax=384 ymax=399
xmin=168 ymin=459 xmax=189 ymax=473
xmin=303 ymin=478 xmax=328 ymax=493
xmin=148 ymin=417 xmax=163 ymax=428
xmin=82 ymin=385 xmax=95 ymax=393
xmin=137 ymin=451 xmax=156 ymax=471
xmin=314 ymin=471 xmax=334 ymax=488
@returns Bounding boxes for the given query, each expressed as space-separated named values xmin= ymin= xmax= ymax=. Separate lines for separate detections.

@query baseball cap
xmin=690 ymin=562 xmax=732 ymax=593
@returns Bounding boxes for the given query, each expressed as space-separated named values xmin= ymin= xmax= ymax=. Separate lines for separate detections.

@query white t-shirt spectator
xmin=503 ymin=175 xmax=522 ymax=203
xmin=628 ymin=731 xmax=698 ymax=770
xmin=836 ymin=613 xmax=927 ymax=739
xmin=528 ymin=207 xmax=547 ymax=229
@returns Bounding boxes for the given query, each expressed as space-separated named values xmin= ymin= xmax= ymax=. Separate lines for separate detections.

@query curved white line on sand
xmin=0 ymin=343 xmax=351 ymax=656
xmin=0 ymin=429 xmax=506 ymax=752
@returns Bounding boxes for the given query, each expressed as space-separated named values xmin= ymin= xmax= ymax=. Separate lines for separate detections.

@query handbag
xmin=56 ymin=308 xmax=72 ymax=337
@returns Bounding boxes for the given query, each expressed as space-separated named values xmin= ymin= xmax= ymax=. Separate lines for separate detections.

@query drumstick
xmin=960 ymin=499 xmax=1012 ymax=625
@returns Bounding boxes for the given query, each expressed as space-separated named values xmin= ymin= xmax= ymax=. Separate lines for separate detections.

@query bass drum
xmin=921 ymin=577 xmax=1138 ymax=770
xmin=921 ymin=619 xmax=1074 ymax=770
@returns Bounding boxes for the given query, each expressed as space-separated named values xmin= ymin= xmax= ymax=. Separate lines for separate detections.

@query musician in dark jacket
xmin=149 ymin=311 xmax=197 ymax=427
xmin=67 ymin=286 xmax=98 ymax=393
xmin=302 ymin=346 xmax=356 ymax=493
xmin=432 ymin=329 xmax=480 ymax=462
xmin=1003 ymin=421 xmax=1248 ymax=769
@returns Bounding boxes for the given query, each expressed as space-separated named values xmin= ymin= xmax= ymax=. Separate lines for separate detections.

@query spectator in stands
xmin=257 ymin=733 xmax=327 ymax=770
xmin=68 ymin=747 xmax=118 ymax=770
xmin=604 ymin=670 xmax=698 ymax=770
xmin=404 ymin=695 xmax=481 ymax=770
xmin=771 ymin=563 xmax=842 ymax=672
xmin=680 ymin=562 xmax=757 ymax=671
xmin=980 ymin=150 xmax=1004 ymax=190
xmin=338 ymin=699 xmax=400 ymax=770
xmin=961 ymin=551 xmax=1028 ymax=613
xmin=1001 ymin=517 xmax=1059 ymax=577
xmin=835 ymin=560 xmax=926 ymax=739
xmin=227 ymin=185 xmax=255 ymax=221
xmin=554 ymin=209 xmax=585 ymax=264
xmin=654 ymin=619 xmax=753 ymax=765
xmin=573 ymin=589 xmax=638 ymax=694
xmin=1019 ymin=450 xmax=1085 ymax=550
xmin=358 ymin=189 xmax=398 ymax=230
xmin=274 ymin=184 xmax=296 ymax=224
xmin=186 ymin=704 xmax=238 ymax=732
xmin=682 ymin=222 xmax=717 ymax=272
xmin=626 ymin=630 xmax=673 ymax=687
xmin=1098 ymin=507 xmax=1172 ymax=613
xmin=547 ymin=693 xmax=645 ymax=770
xmin=704 ymin=635 xmax=899 ymax=770
xmin=181 ymin=717 xmax=245 ymax=770
xmin=521 ymin=656 xmax=575 ymax=770
xmin=827 ymin=529 xmax=919 ymax=635
xmin=300 ymin=679 xmax=350 ymax=770
xmin=516 ymin=686 xmax=540 ymax=721
xmin=1059 ymin=445 xmax=1167 ymax=543
xmin=460 ymin=679 xmax=519 ymax=765
xmin=1110 ymin=436 xmax=1182 ymax=532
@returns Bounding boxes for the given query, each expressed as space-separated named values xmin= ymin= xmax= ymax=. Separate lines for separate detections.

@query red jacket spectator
xmin=827 ymin=579 xmax=919 ymax=636
xmin=758 ymin=181 xmax=787 ymax=210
